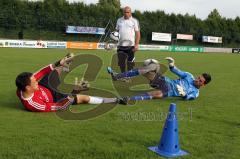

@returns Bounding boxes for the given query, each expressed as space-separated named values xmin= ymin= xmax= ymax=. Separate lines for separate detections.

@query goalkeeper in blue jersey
xmin=107 ymin=57 xmax=211 ymax=104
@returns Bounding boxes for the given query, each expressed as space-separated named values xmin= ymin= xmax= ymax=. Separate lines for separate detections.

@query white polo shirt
xmin=116 ymin=16 xmax=140 ymax=46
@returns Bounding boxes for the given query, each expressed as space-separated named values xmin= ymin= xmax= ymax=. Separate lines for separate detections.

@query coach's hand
xmin=133 ymin=44 xmax=139 ymax=52
xmin=165 ymin=57 xmax=175 ymax=67
xmin=176 ymin=84 xmax=186 ymax=97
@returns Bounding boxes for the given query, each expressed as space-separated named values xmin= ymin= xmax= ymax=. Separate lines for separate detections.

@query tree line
xmin=0 ymin=0 xmax=240 ymax=47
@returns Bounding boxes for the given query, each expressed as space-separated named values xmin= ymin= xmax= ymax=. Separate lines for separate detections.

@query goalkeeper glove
xmin=71 ymin=77 xmax=90 ymax=94
xmin=176 ymin=84 xmax=186 ymax=97
xmin=165 ymin=57 xmax=175 ymax=67
xmin=54 ymin=53 xmax=74 ymax=71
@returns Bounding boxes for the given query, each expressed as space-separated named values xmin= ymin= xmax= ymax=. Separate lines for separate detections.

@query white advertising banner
xmin=47 ymin=41 xmax=66 ymax=48
xmin=177 ymin=34 xmax=193 ymax=40
xmin=36 ymin=40 xmax=47 ymax=48
xmin=97 ymin=43 xmax=106 ymax=49
xmin=152 ymin=32 xmax=172 ymax=42
xmin=2 ymin=40 xmax=47 ymax=48
xmin=139 ymin=44 xmax=169 ymax=51
xmin=202 ymin=36 xmax=222 ymax=43
xmin=0 ymin=40 xmax=67 ymax=49
xmin=0 ymin=40 xmax=5 ymax=47
xmin=66 ymin=26 xmax=105 ymax=35
xmin=4 ymin=40 xmax=24 ymax=48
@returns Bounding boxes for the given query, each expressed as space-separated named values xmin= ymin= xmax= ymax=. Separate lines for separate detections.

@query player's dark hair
xmin=15 ymin=72 xmax=33 ymax=91
xmin=202 ymin=73 xmax=211 ymax=84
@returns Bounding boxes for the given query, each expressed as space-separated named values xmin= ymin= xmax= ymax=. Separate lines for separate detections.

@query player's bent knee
xmin=150 ymin=91 xmax=163 ymax=99
xmin=76 ymin=95 xmax=90 ymax=104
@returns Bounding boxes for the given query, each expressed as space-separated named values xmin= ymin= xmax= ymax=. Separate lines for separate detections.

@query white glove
xmin=60 ymin=53 xmax=74 ymax=67
xmin=165 ymin=57 xmax=175 ymax=67
xmin=73 ymin=77 xmax=90 ymax=92
xmin=54 ymin=53 xmax=74 ymax=68
xmin=176 ymin=84 xmax=186 ymax=97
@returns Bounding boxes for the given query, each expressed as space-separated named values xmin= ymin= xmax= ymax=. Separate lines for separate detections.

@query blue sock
xmin=116 ymin=69 xmax=139 ymax=79
xmin=130 ymin=93 xmax=153 ymax=101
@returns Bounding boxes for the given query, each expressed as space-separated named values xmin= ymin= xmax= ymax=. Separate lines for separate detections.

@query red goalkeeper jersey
xmin=16 ymin=64 xmax=73 ymax=112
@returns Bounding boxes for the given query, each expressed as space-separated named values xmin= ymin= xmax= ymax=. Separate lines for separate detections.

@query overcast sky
xmin=67 ymin=0 xmax=240 ymax=20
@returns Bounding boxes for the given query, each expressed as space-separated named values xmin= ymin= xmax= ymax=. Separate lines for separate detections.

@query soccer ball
xmin=110 ymin=31 xmax=120 ymax=41
xmin=143 ymin=59 xmax=160 ymax=73
xmin=143 ymin=59 xmax=159 ymax=66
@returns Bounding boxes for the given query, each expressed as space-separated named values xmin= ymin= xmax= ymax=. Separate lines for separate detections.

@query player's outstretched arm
xmin=24 ymin=95 xmax=74 ymax=112
xmin=33 ymin=53 xmax=74 ymax=81
xmin=165 ymin=57 xmax=188 ymax=78
xmin=33 ymin=64 xmax=55 ymax=81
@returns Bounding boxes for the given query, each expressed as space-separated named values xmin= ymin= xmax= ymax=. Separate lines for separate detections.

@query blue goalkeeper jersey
xmin=164 ymin=66 xmax=199 ymax=100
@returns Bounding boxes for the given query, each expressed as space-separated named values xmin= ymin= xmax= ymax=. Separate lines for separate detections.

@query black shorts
xmin=149 ymin=74 xmax=169 ymax=97
xmin=117 ymin=46 xmax=135 ymax=66
xmin=38 ymin=70 xmax=68 ymax=103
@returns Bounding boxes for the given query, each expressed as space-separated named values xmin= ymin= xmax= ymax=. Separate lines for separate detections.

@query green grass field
xmin=0 ymin=48 xmax=239 ymax=159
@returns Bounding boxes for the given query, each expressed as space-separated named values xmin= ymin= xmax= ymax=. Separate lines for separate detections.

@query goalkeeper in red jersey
xmin=15 ymin=53 xmax=122 ymax=112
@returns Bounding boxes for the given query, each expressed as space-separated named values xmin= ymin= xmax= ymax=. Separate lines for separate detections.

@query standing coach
xmin=115 ymin=6 xmax=141 ymax=73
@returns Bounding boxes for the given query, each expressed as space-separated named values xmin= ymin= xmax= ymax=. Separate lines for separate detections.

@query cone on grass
xmin=148 ymin=103 xmax=189 ymax=157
